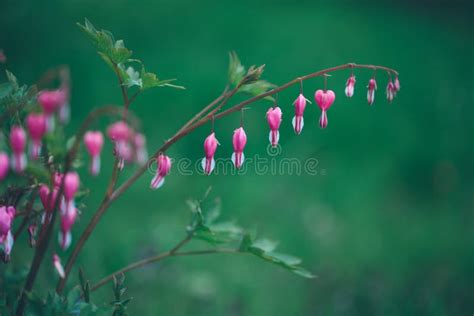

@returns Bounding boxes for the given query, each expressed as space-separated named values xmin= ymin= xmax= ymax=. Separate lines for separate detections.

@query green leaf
xmin=239 ymin=233 xmax=253 ymax=251
xmin=252 ymin=238 xmax=278 ymax=253
xmin=5 ymin=70 xmax=19 ymax=90
xmin=228 ymin=51 xmax=245 ymax=86
xmin=140 ymin=66 xmax=184 ymax=91
xmin=239 ymin=80 xmax=275 ymax=101
xmin=78 ymin=19 xmax=132 ymax=65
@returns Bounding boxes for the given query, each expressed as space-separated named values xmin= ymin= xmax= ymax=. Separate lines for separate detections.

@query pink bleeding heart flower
xmin=37 ymin=89 xmax=67 ymax=132
xmin=0 ymin=205 xmax=15 ymax=262
xmin=345 ymin=75 xmax=356 ymax=97
xmin=53 ymin=172 xmax=64 ymax=188
xmin=52 ymin=254 xmax=65 ymax=278
xmin=314 ymin=89 xmax=336 ymax=129
xmin=84 ymin=131 xmax=104 ymax=176
xmin=133 ymin=133 xmax=148 ymax=165
xmin=231 ymin=127 xmax=247 ymax=169
xmin=107 ymin=121 xmax=131 ymax=170
xmin=39 ymin=184 xmax=59 ymax=224
xmin=394 ymin=76 xmax=400 ymax=93
xmin=61 ymin=172 xmax=79 ymax=216
xmin=0 ymin=152 xmax=9 ymax=181
xmin=292 ymin=94 xmax=310 ymax=135
xmin=202 ymin=132 xmax=219 ymax=175
xmin=59 ymin=206 xmax=77 ymax=250
xmin=9 ymin=125 xmax=27 ymax=173
xmin=386 ymin=80 xmax=395 ymax=103
xmin=26 ymin=113 xmax=47 ymax=160
xmin=367 ymin=78 xmax=377 ymax=105
xmin=150 ymin=154 xmax=172 ymax=189
xmin=266 ymin=107 xmax=282 ymax=147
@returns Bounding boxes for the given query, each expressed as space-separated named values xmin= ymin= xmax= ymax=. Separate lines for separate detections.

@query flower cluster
xmin=106 ymin=121 xmax=148 ymax=171
xmin=148 ymin=74 xmax=400 ymax=186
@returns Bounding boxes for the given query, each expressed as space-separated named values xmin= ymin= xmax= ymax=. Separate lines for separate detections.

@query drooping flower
xmin=9 ymin=125 xmax=27 ymax=173
xmin=345 ymin=75 xmax=356 ymax=97
xmin=202 ymin=132 xmax=219 ymax=175
xmin=314 ymin=89 xmax=336 ymax=129
xmin=231 ymin=127 xmax=247 ymax=169
xmin=52 ymin=254 xmax=65 ymax=278
xmin=292 ymin=94 xmax=310 ymax=135
xmin=62 ymin=172 xmax=79 ymax=215
xmin=83 ymin=131 xmax=104 ymax=176
xmin=39 ymin=184 xmax=59 ymax=223
xmin=266 ymin=107 xmax=282 ymax=147
xmin=367 ymin=78 xmax=377 ymax=105
xmin=133 ymin=133 xmax=148 ymax=165
xmin=386 ymin=80 xmax=395 ymax=103
xmin=107 ymin=121 xmax=131 ymax=170
xmin=37 ymin=89 xmax=67 ymax=132
xmin=394 ymin=76 xmax=401 ymax=93
xmin=150 ymin=154 xmax=172 ymax=189
xmin=0 ymin=205 xmax=15 ymax=261
xmin=59 ymin=206 xmax=77 ymax=250
xmin=26 ymin=113 xmax=47 ymax=160
xmin=0 ymin=152 xmax=9 ymax=181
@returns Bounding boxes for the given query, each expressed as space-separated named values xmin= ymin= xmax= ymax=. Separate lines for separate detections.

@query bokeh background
xmin=1 ymin=0 xmax=473 ymax=315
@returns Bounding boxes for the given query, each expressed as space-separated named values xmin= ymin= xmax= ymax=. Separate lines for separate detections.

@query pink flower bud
xmin=0 ymin=206 xmax=15 ymax=237
xmin=231 ymin=127 xmax=247 ymax=169
xmin=394 ymin=76 xmax=400 ymax=92
xmin=52 ymin=254 xmax=65 ymax=278
xmin=292 ymin=94 xmax=309 ymax=135
xmin=314 ymin=89 xmax=335 ymax=129
xmin=107 ymin=121 xmax=131 ymax=170
xmin=386 ymin=80 xmax=395 ymax=103
xmin=9 ymin=126 xmax=27 ymax=172
xmin=53 ymin=172 xmax=64 ymax=188
xmin=150 ymin=154 xmax=172 ymax=189
xmin=0 ymin=152 xmax=9 ymax=181
xmin=26 ymin=113 xmax=47 ymax=159
xmin=345 ymin=75 xmax=356 ymax=97
xmin=133 ymin=133 xmax=148 ymax=165
xmin=38 ymin=89 xmax=66 ymax=132
xmin=62 ymin=172 xmax=79 ymax=215
xmin=0 ymin=206 xmax=15 ymax=261
xmin=64 ymin=172 xmax=79 ymax=200
xmin=39 ymin=184 xmax=59 ymax=213
xmin=266 ymin=107 xmax=282 ymax=147
xmin=202 ymin=132 xmax=219 ymax=175
xmin=59 ymin=206 xmax=77 ymax=250
xmin=84 ymin=131 xmax=104 ymax=176
xmin=367 ymin=78 xmax=377 ymax=105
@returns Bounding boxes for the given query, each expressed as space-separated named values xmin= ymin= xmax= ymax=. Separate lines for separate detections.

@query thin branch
xmin=89 ymin=248 xmax=239 ymax=293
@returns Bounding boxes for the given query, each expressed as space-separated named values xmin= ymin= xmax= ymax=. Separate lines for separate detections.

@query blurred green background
xmin=2 ymin=0 xmax=473 ymax=315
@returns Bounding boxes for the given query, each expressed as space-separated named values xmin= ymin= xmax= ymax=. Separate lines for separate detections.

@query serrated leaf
xmin=228 ymin=51 xmax=245 ymax=85
xmin=239 ymin=80 xmax=275 ymax=101
xmin=5 ymin=70 xmax=19 ymax=90
xmin=252 ymin=238 xmax=278 ymax=253
xmin=140 ymin=67 xmax=183 ymax=91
